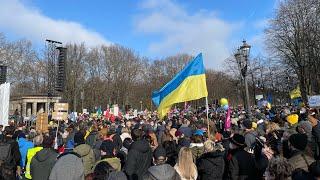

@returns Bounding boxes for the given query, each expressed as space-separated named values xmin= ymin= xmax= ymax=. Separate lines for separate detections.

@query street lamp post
xmin=235 ymin=40 xmax=251 ymax=113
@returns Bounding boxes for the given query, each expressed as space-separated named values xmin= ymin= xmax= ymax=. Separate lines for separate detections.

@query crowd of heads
xmin=0 ymin=104 xmax=320 ymax=180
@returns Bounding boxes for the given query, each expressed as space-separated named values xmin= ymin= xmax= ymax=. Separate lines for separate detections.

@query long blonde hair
xmin=266 ymin=122 xmax=280 ymax=134
xmin=177 ymin=147 xmax=197 ymax=179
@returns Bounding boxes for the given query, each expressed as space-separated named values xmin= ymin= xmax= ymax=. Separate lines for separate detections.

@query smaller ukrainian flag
xmin=152 ymin=53 xmax=208 ymax=119
xmin=290 ymin=86 xmax=302 ymax=99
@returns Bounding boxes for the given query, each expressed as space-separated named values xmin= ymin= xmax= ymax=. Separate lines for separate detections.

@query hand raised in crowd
xmin=262 ymin=146 xmax=274 ymax=160
xmin=308 ymin=115 xmax=318 ymax=127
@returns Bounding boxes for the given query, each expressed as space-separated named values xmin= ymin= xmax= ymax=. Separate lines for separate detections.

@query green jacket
xmin=74 ymin=144 xmax=95 ymax=176
xmin=93 ymin=157 xmax=121 ymax=171
xmin=190 ymin=143 xmax=205 ymax=160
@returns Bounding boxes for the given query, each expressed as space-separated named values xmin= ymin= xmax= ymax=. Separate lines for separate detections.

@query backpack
xmin=0 ymin=140 xmax=15 ymax=178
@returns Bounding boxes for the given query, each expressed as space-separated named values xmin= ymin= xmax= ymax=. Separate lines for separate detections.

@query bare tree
xmin=266 ymin=0 xmax=320 ymax=101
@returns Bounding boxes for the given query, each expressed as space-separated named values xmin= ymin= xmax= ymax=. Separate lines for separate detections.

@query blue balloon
xmin=223 ymin=104 xmax=229 ymax=111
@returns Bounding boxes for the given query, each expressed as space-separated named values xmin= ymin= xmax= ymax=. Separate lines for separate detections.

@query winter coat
xmin=117 ymin=149 xmax=128 ymax=170
xmin=25 ymin=146 xmax=43 ymax=179
xmin=30 ymin=148 xmax=58 ymax=180
xmin=73 ymin=144 xmax=95 ymax=176
xmin=108 ymin=171 xmax=128 ymax=180
xmin=288 ymin=151 xmax=314 ymax=171
xmin=85 ymin=131 xmax=99 ymax=148
xmin=49 ymin=152 xmax=84 ymax=180
xmin=18 ymin=137 xmax=34 ymax=168
xmin=190 ymin=143 xmax=204 ymax=160
xmin=244 ymin=131 xmax=257 ymax=149
xmin=93 ymin=139 xmax=103 ymax=161
xmin=125 ymin=139 xmax=152 ymax=180
xmin=312 ymin=123 xmax=320 ymax=160
xmin=196 ymin=151 xmax=225 ymax=180
xmin=143 ymin=163 xmax=181 ymax=180
xmin=0 ymin=135 xmax=21 ymax=180
xmin=179 ymin=125 xmax=192 ymax=138
xmin=225 ymin=148 xmax=257 ymax=180
xmin=94 ymin=157 xmax=121 ymax=171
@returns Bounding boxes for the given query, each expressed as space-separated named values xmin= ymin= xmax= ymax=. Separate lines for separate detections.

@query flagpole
xmin=205 ymin=97 xmax=210 ymax=139
xmin=54 ymin=120 xmax=60 ymax=150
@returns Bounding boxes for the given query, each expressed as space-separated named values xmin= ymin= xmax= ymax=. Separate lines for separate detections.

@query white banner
xmin=0 ymin=83 xmax=10 ymax=126
xmin=308 ymin=95 xmax=320 ymax=108
xmin=113 ymin=105 xmax=119 ymax=116
xmin=255 ymin=95 xmax=264 ymax=100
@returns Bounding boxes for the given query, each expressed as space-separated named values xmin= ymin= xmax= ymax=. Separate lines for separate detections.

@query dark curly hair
xmin=267 ymin=156 xmax=293 ymax=180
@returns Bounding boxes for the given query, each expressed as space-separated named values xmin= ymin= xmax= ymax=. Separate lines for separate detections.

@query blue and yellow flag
xmin=152 ymin=53 xmax=208 ymax=119
xmin=290 ymin=86 xmax=301 ymax=99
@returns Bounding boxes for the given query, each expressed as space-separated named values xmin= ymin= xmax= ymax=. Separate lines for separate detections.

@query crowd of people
xmin=0 ymin=104 xmax=320 ymax=180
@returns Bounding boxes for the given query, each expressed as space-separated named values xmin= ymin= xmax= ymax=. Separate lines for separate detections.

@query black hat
xmin=74 ymin=132 xmax=85 ymax=145
xmin=289 ymin=133 xmax=308 ymax=151
xmin=100 ymin=140 xmax=116 ymax=156
xmin=242 ymin=119 xmax=252 ymax=129
xmin=153 ymin=146 xmax=166 ymax=159
xmin=230 ymin=134 xmax=246 ymax=147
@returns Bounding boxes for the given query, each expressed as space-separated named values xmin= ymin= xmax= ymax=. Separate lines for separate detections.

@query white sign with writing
xmin=113 ymin=105 xmax=119 ymax=116
xmin=308 ymin=95 xmax=320 ymax=107
xmin=255 ymin=95 xmax=264 ymax=100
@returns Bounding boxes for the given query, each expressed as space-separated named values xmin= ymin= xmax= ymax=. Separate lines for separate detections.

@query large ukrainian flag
xmin=152 ymin=53 xmax=208 ymax=119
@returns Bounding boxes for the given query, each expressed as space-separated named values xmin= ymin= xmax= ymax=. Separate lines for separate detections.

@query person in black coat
xmin=125 ymin=129 xmax=152 ymax=180
xmin=0 ymin=126 xmax=22 ymax=180
xmin=309 ymin=115 xmax=320 ymax=160
xmin=224 ymin=134 xmax=257 ymax=180
xmin=196 ymin=140 xmax=225 ymax=180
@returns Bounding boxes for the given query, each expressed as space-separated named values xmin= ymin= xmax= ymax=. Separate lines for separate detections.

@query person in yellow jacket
xmin=25 ymin=135 xmax=43 ymax=180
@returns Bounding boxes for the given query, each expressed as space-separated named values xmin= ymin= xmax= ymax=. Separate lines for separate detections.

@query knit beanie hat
xmin=175 ymin=130 xmax=183 ymax=137
xmin=242 ymin=119 xmax=252 ymax=129
xmin=287 ymin=114 xmax=299 ymax=125
xmin=252 ymin=122 xmax=257 ymax=129
xmin=230 ymin=133 xmax=246 ymax=148
xmin=289 ymin=133 xmax=308 ymax=151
